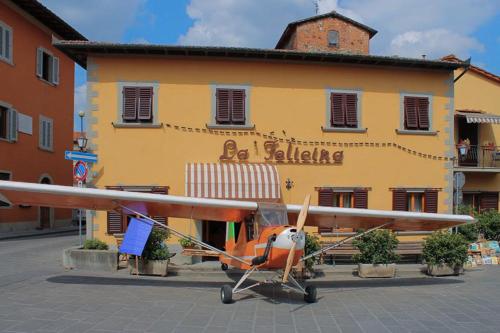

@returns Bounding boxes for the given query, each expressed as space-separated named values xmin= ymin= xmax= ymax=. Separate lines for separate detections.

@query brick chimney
xmin=275 ymin=11 xmax=377 ymax=55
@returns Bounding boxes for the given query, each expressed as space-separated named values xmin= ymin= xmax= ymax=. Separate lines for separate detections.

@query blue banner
xmin=119 ymin=218 xmax=153 ymax=256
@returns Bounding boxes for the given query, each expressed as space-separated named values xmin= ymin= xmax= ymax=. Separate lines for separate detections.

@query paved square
xmin=1 ymin=234 xmax=500 ymax=332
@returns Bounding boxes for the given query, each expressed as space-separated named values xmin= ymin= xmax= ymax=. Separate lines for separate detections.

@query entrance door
xmin=202 ymin=221 xmax=226 ymax=261
xmin=39 ymin=177 xmax=52 ymax=229
xmin=457 ymin=117 xmax=478 ymax=166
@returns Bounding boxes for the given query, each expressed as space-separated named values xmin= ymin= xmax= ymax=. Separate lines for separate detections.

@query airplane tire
xmin=304 ymin=285 xmax=317 ymax=303
xmin=221 ymin=285 xmax=233 ymax=304
xmin=221 ymin=263 xmax=228 ymax=271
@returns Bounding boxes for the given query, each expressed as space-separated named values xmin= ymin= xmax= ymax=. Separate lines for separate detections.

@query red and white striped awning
xmin=185 ymin=163 xmax=281 ymax=200
xmin=457 ymin=112 xmax=500 ymax=124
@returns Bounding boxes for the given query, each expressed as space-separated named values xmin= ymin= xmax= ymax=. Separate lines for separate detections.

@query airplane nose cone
xmin=274 ymin=227 xmax=305 ymax=250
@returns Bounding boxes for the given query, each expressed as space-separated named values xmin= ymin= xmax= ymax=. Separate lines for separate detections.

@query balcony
xmin=454 ymin=145 xmax=500 ymax=172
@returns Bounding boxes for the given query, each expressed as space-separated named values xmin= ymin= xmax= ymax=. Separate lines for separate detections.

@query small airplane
xmin=0 ymin=181 xmax=474 ymax=304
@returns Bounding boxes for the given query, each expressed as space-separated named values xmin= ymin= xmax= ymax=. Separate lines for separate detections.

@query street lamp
xmin=77 ymin=111 xmax=87 ymax=151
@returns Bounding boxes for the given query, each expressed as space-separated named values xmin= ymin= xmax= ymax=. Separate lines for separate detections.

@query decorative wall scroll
xmin=219 ymin=140 xmax=344 ymax=164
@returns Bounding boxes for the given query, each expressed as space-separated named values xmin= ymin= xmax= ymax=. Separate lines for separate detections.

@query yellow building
xmin=56 ymin=13 xmax=464 ymax=260
xmin=444 ymin=55 xmax=500 ymax=211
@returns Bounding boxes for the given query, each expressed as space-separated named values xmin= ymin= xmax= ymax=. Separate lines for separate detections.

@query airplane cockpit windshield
xmin=255 ymin=202 xmax=288 ymax=229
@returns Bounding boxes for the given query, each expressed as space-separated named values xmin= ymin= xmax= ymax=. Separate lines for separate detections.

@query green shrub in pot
xmin=353 ymin=229 xmax=399 ymax=278
xmin=423 ymin=231 xmax=468 ymax=276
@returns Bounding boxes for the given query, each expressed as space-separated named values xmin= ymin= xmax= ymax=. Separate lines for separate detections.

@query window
xmin=122 ymin=86 xmax=154 ymax=123
xmin=0 ymin=172 xmax=11 ymax=207
xmin=106 ymin=186 xmax=168 ymax=234
xmin=328 ymin=30 xmax=339 ymax=47
xmin=0 ymin=21 xmax=12 ymax=63
xmin=330 ymin=92 xmax=358 ymax=128
xmin=403 ymin=96 xmax=429 ymax=130
xmin=392 ymin=189 xmax=438 ymax=213
xmin=39 ymin=116 xmax=53 ymax=151
xmin=215 ymin=88 xmax=246 ymax=125
xmin=36 ymin=48 xmax=59 ymax=85
xmin=463 ymin=192 xmax=499 ymax=212
xmin=318 ymin=188 xmax=368 ymax=233
xmin=0 ymin=105 xmax=17 ymax=142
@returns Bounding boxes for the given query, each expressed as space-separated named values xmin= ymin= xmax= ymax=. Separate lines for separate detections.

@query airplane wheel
xmin=221 ymin=284 xmax=233 ymax=304
xmin=221 ymin=263 xmax=228 ymax=271
xmin=304 ymin=285 xmax=317 ymax=303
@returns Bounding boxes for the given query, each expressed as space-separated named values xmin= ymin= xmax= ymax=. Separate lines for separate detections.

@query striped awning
xmin=457 ymin=112 xmax=500 ymax=124
xmin=185 ymin=163 xmax=280 ymax=200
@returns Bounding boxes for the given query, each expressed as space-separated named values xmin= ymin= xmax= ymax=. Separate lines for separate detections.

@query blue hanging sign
xmin=119 ymin=218 xmax=153 ymax=256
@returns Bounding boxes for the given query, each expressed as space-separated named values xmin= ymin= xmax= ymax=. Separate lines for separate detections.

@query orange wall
xmin=0 ymin=1 xmax=74 ymax=226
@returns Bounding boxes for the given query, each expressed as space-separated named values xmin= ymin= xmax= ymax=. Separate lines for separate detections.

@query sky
xmin=39 ymin=0 xmax=500 ymax=130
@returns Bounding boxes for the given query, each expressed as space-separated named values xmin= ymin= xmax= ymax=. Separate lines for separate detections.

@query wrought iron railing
xmin=455 ymin=145 xmax=500 ymax=168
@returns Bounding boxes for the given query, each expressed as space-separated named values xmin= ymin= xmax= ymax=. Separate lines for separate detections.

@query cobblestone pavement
xmin=1 ymin=234 xmax=500 ymax=333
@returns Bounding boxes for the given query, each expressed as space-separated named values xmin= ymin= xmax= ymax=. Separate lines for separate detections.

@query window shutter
xmin=480 ymin=193 xmax=499 ymax=212
xmin=353 ymin=189 xmax=368 ymax=209
xmin=7 ymin=109 xmax=18 ymax=142
xmin=404 ymin=97 xmax=418 ymax=129
xmin=36 ymin=48 xmax=43 ymax=77
xmin=52 ymin=57 xmax=59 ymax=85
xmin=331 ymin=93 xmax=345 ymax=126
xmin=46 ymin=120 xmax=52 ymax=149
xmin=417 ymin=97 xmax=429 ymax=130
xmin=5 ymin=28 xmax=11 ymax=60
xmin=216 ymin=89 xmax=230 ymax=123
xmin=231 ymin=89 xmax=246 ymax=124
xmin=424 ymin=189 xmax=438 ymax=213
xmin=0 ymin=26 xmax=3 ymax=57
xmin=345 ymin=94 xmax=358 ymax=127
xmin=318 ymin=189 xmax=334 ymax=206
xmin=392 ymin=189 xmax=408 ymax=211
xmin=122 ymin=87 xmax=138 ymax=120
xmin=39 ymin=119 xmax=46 ymax=148
xmin=137 ymin=87 xmax=153 ymax=120
xmin=107 ymin=211 xmax=123 ymax=234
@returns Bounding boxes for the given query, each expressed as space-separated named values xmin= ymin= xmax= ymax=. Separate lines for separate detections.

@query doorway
xmin=39 ymin=177 xmax=52 ymax=229
xmin=457 ymin=117 xmax=478 ymax=166
xmin=202 ymin=221 xmax=226 ymax=261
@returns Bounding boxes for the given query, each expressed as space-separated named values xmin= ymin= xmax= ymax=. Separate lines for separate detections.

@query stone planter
xmin=63 ymin=247 xmax=118 ymax=272
xmin=358 ymin=263 xmax=396 ymax=278
xmin=129 ymin=258 xmax=169 ymax=276
xmin=427 ymin=264 xmax=463 ymax=277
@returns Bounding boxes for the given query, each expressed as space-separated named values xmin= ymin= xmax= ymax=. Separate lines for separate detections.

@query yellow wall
xmin=453 ymin=69 xmax=500 ymax=205
xmin=85 ymin=56 xmax=454 ymax=246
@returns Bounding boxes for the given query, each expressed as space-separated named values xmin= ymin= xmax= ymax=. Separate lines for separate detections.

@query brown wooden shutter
xmin=231 ymin=89 xmax=246 ymax=124
xmin=216 ymin=89 xmax=231 ymax=123
xmin=318 ymin=189 xmax=334 ymax=206
xmin=417 ymin=97 xmax=429 ymax=130
xmin=137 ymin=87 xmax=153 ymax=120
xmin=345 ymin=94 xmax=358 ymax=127
xmin=404 ymin=97 xmax=418 ymax=129
xmin=392 ymin=189 xmax=408 ymax=211
xmin=480 ymin=192 xmax=499 ymax=212
xmin=424 ymin=189 xmax=438 ymax=213
xmin=331 ymin=93 xmax=345 ymax=126
xmin=353 ymin=189 xmax=368 ymax=209
xmin=107 ymin=211 xmax=123 ymax=234
xmin=122 ymin=87 xmax=138 ymax=121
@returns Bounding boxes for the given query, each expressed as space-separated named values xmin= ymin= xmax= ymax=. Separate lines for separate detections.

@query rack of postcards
xmin=467 ymin=241 xmax=500 ymax=267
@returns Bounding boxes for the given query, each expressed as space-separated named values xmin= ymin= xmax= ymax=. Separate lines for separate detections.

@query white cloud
xmin=180 ymin=0 xmax=499 ymax=59
xmin=74 ymin=84 xmax=87 ymax=130
xmin=390 ymin=29 xmax=484 ymax=58
xmin=40 ymin=0 xmax=145 ymax=40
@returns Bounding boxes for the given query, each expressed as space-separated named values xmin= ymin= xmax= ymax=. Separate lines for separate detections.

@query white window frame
xmin=0 ymin=20 xmax=13 ymax=64
xmin=36 ymin=47 xmax=59 ymax=85
xmin=39 ymin=115 xmax=54 ymax=151
xmin=0 ymin=101 xmax=18 ymax=143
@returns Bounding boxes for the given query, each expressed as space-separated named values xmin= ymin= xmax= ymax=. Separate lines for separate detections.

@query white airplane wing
xmin=0 ymin=181 xmax=474 ymax=231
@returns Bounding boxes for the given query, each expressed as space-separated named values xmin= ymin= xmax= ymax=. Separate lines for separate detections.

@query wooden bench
xmin=320 ymin=241 xmax=424 ymax=264
xmin=181 ymin=248 xmax=220 ymax=258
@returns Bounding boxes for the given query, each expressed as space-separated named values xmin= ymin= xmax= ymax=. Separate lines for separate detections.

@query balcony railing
xmin=455 ymin=145 xmax=500 ymax=168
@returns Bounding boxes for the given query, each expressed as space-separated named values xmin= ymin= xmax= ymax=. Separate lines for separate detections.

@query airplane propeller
xmin=282 ymin=194 xmax=310 ymax=283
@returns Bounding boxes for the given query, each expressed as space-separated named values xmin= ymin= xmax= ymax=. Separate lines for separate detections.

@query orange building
xmin=0 ymin=0 xmax=85 ymax=232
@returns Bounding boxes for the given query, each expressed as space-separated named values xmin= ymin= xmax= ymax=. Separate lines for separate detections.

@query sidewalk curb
xmin=0 ymin=227 xmax=79 ymax=241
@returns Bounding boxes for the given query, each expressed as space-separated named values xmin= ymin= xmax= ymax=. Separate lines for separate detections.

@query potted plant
xmin=63 ymin=238 xmax=118 ymax=272
xmin=129 ymin=228 xmax=172 ymax=276
xmin=423 ymin=231 xmax=468 ymax=276
xmin=353 ymin=230 xmax=399 ymax=278
xmin=300 ymin=233 xmax=321 ymax=279
xmin=179 ymin=236 xmax=196 ymax=249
